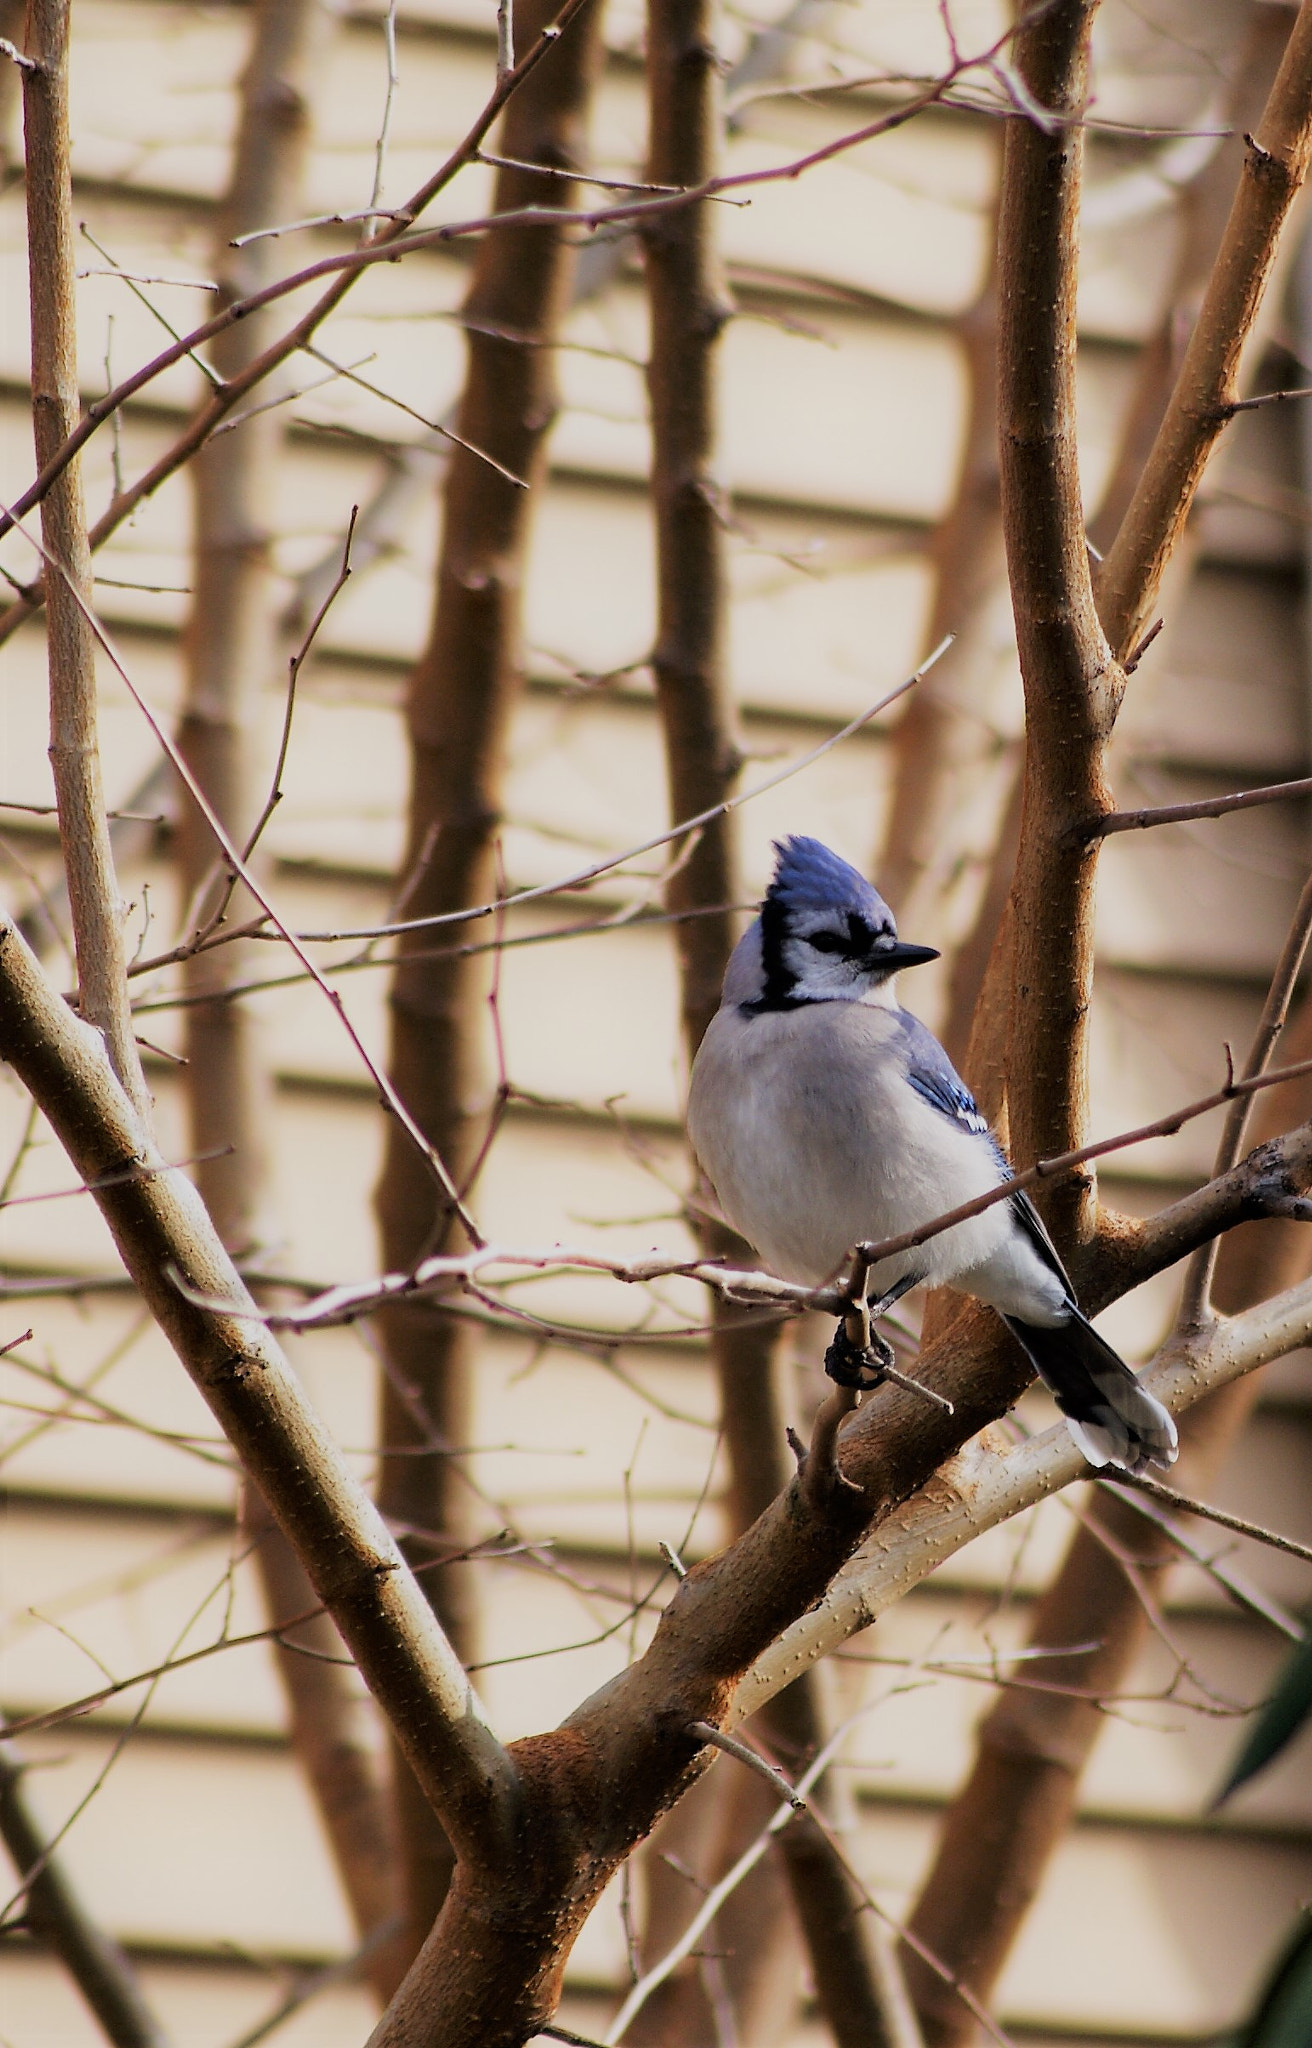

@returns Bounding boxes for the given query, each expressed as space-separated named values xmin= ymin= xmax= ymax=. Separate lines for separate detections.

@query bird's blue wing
xmin=898 ymin=1015 xmax=994 ymax=1138
xmin=897 ymin=1017 xmax=1076 ymax=1294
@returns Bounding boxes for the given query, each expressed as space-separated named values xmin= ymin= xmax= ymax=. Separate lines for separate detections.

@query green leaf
xmin=1234 ymin=1913 xmax=1312 ymax=2048
xmin=1214 ymin=1625 xmax=1312 ymax=1807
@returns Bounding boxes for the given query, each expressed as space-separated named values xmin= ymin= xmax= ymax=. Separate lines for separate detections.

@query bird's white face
xmin=772 ymin=902 xmax=907 ymax=1006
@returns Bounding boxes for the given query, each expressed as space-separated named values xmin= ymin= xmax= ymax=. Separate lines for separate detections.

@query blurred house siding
xmin=0 ymin=1 xmax=1309 ymax=2042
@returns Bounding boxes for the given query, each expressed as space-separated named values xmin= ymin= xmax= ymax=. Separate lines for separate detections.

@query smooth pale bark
xmin=22 ymin=0 xmax=147 ymax=1113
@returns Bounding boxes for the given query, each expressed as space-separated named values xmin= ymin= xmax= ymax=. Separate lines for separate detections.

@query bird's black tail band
xmin=1002 ymin=1307 xmax=1178 ymax=1475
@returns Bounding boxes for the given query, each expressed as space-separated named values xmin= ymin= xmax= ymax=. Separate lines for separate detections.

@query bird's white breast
xmin=687 ymin=999 xmax=1016 ymax=1293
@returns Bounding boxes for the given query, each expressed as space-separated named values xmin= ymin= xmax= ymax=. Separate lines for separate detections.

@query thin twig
xmin=239 ymin=1048 xmax=1312 ymax=1336
xmin=0 ymin=491 xmax=480 ymax=1240
xmin=21 ymin=0 xmax=149 ymax=1115
xmin=1179 ymin=865 xmax=1312 ymax=1323
xmin=688 ymin=1721 xmax=805 ymax=1808
xmin=240 ymin=505 xmax=358 ymax=866
xmin=1101 ymin=1470 xmax=1312 ymax=1568
xmin=1223 ymin=379 xmax=1312 ymax=412
xmin=1088 ymin=773 xmax=1312 ymax=837
xmin=289 ymin=655 xmax=944 ymax=945
xmin=367 ymin=0 xmax=399 ymax=219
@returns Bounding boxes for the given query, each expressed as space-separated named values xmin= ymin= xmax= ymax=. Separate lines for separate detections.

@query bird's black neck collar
xmin=752 ymin=893 xmax=802 ymax=1011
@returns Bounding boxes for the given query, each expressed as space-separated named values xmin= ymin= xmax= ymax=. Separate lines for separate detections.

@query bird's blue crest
xmin=766 ymin=836 xmax=895 ymax=932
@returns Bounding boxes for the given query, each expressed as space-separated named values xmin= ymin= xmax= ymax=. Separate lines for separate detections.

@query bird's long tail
xmin=1002 ymin=1308 xmax=1178 ymax=1475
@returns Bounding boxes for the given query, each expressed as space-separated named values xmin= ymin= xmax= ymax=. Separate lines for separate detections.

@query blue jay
xmin=687 ymin=836 xmax=1178 ymax=1475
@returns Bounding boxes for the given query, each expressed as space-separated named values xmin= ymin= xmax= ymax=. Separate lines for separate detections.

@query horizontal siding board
xmin=995 ymin=1824 xmax=1312 ymax=2035
xmin=0 ymin=1303 xmax=244 ymax=1511
xmin=0 ymin=1948 xmax=379 ymax=2048
xmin=1117 ymin=564 xmax=1309 ymax=776
xmin=2 ymin=1721 xmax=1304 ymax=2030
xmin=834 ymin=1592 xmax=1312 ymax=1831
xmin=6 ymin=1506 xmax=1306 ymax=1833
xmin=6 ymin=1726 xmax=357 ymax=1958
xmin=0 ymin=1503 xmax=288 ymax=1737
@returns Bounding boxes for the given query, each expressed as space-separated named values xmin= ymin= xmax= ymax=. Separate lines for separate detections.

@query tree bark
xmin=173 ymin=0 xmax=403 ymax=1994
xmin=641 ymin=7 xmax=912 ymax=2034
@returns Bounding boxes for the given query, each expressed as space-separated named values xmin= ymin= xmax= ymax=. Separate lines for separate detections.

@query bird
xmin=686 ymin=835 xmax=1178 ymax=1476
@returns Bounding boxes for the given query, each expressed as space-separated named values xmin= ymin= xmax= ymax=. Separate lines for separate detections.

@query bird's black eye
xmin=807 ymin=930 xmax=850 ymax=955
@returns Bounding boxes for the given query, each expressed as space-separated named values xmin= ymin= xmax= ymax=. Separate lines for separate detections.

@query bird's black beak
xmin=881 ymin=940 xmax=940 ymax=971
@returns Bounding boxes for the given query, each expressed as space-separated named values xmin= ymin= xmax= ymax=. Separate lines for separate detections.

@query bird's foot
xmin=823 ymin=1321 xmax=895 ymax=1391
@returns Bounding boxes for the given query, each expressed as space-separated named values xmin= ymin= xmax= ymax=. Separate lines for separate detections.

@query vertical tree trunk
xmin=176 ymin=0 xmax=403 ymax=1997
xmin=373 ymin=0 xmax=605 ymax=1968
xmin=640 ymin=9 xmax=913 ymax=2036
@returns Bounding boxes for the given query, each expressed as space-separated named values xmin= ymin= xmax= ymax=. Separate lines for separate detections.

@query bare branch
xmin=1103 ymin=1470 xmax=1312 ymax=1569
xmin=20 ymin=0 xmax=148 ymax=1114
xmin=172 ymin=0 xmax=406 ymax=1989
xmin=1088 ymin=772 xmax=1312 ymax=837
xmin=1 ymin=501 xmax=478 ymax=1237
xmin=0 ymin=0 xmax=600 ymax=638
xmin=736 ymin=1267 xmax=1312 ymax=1724
xmin=0 ymin=13 xmax=1034 ymax=646
xmin=268 ymin=657 xmax=939 ymax=948
xmin=900 ymin=988 xmax=1312 ymax=2042
xmin=994 ymin=0 xmax=1108 ymax=1237
xmin=1096 ymin=0 xmax=1312 ymax=659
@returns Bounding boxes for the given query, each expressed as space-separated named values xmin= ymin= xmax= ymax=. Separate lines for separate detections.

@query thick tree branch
xmin=20 ymin=0 xmax=148 ymax=1114
xmin=1095 ymin=1118 xmax=1312 ymax=1299
xmin=0 ymin=917 xmax=519 ymax=1876
xmin=317 ymin=1095 xmax=1312 ymax=2047
xmin=995 ymin=0 xmax=1111 ymax=1239
xmin=1095 ymin=0 xmax=1312 ymax=660
xmin=175 ymin=0 xmax=402 ymax=1990
xmin=639 ymin=5 xmax=807 ymax=2037
xmin=735 ymin=1263 xmax=1312 ymax=1724
xmin=1085 ymin=1 xmax=1295 ymax=562
xmin=640 ymin=11 xmax=904 ymax=2029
